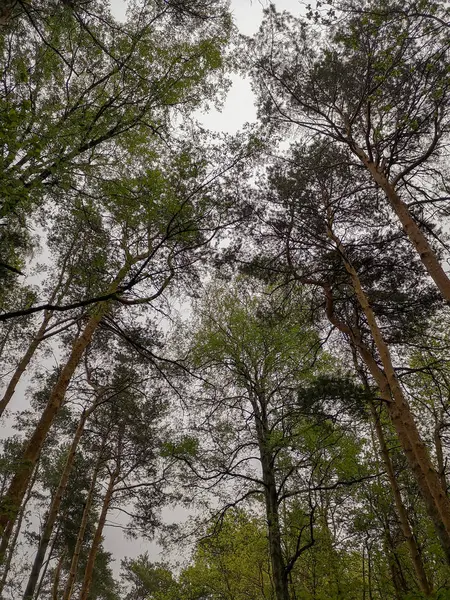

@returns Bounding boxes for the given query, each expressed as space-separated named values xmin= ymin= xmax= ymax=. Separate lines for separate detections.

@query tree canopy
xmin=1 ymin=1 xmax=450 ymax=599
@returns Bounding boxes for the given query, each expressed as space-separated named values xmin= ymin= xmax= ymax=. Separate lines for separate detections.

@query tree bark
xmin=51 ymin=552 xmax=65 ymax=600
xmin=325 ymin=230 xmax=450 ymax=563
xmin=62 ymin=447 xmax=104 ymax=600
xmin=0 ymin=463 xmax=38 ymax=594
xmin=23 ymin=407 xmax=91 ymax=600
xmin=369 ymin=402 xmax=432 ymax=596
xmin=252 ymin=391 xmax=290 ymax=600
xmin=34 ymin=524 xmax=61 ymax=600
xmin=434 ymin=417 xmax=448 ymax=495
xmin=0 ymin=311 xmax=53 ymax=418
xmin=354 ymin=149 xmax=450 ymax=303
xmin=355 ymin=351 xmax=432 ymax=596
xmin=0 ymin=309 xmax=105 ymax=546
xmin=0 ymin=252 xmax=75 ymax=417
xmin=0 ymin=263 xmax=131 ymax=546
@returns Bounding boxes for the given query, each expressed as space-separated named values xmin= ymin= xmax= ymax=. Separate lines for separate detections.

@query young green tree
xmin=168 ymin=278 xmax=372 ymax=600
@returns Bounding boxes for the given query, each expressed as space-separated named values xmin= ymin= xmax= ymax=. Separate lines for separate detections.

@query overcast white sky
xmin=103 ymin=0 xmax=306 ymax=574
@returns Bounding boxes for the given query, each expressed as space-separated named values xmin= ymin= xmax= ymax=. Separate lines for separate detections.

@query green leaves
xmin=160 ymin=436 xmax=199 ymax=459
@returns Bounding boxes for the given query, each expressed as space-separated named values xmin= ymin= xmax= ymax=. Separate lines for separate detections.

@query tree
xmin=234 ymin=136 xmax=450 ymax=567
xmin=168 ymin=278 xmax=374 ymax=600
xmin=247 ymin=0 xmax=450 ymax=302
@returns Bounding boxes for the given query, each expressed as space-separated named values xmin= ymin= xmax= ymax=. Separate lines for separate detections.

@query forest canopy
xmin=0 ymin=0 xmax=450 ymax=599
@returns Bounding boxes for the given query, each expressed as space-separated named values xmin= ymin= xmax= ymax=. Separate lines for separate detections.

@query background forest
xmin=1 ymin=0 xmax=450 ymax=598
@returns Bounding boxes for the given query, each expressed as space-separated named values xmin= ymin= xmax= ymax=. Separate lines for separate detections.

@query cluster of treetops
xmin=0 ymin=0 xmax=450 ymax=598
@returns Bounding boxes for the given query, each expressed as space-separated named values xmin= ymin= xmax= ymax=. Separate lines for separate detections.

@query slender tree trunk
xmin=383 ymin=533 xmax=403 ymax=600
xmin=354 ymin=149 xmax=450 ymax=302
xmin=62 ymin=447 xmax=104 ymax=600
xmin=252 ymin=392 xmax=290 ymax=600
xmin=434 ymin=418 xmax=448 ymax=494
xmin=0 ymin=309 xmax=105 ymax=546
xmin=0 ymin=311 xmax=53 ymax=417
xmin=51 ymin=552 xmax=65 ymax=600
xmin=261 ymin=451 xmax=289 ymax=600
xmin=362 ymin=546 xmax=366 ymax=600
xmin=360 ymin=368 xmax=433 ymax=597
xmin=0 ymin=464 xmax=38 ymax=594
xmin=23 ymin=408 xmax=91 ymax=600
xmin=372 ymin=404 xmax=432 ymax=596
xmin=327 ymin=229 xmax=450 ymax=562
xmin=0 ymin=320 xmax=14 ymax=364
xmin=0 ymin=263 xmax=130 ymax=547
xmin=78 ymin=467 xmax=118 ymax=600
xmin=366 ymin=541 xmax=374 ymax=600
xmin=34 ymin=524 xmax=61 ymax=600
xmin=0 ymin=254 xmax=75 ymax=417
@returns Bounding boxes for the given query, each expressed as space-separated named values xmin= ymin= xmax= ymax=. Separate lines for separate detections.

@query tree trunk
xmin=0 ymin=320 xmax=14 ymax=364
xmin=34 ymin=524 xmax=61 ymax=600
xmin=0 ymin=311 xmax=53 ymax=417
xmin=355 ymin=149 xmax=450 ymax=303
xmin=23 ymin=408 xmax=91 ymax=600
xmin=370 ymin=403 xmax=432 ymax=596
xmin=383 ymin=533 xmax=404 ymax=600
xmin=0 ymin=463 xmax=38 ymax=594
xmin=0 ymin=309 xmax=105 ymax=546
xmin=52 ymin=552 xmax=65 ymax=600
xmin=252 ymin=392 xmax=290 ymax=600
xmin=434 ymin=418 xmax=448 ymax=495
xmin=62 ymin=448 xmax=104 ymax=600
xmin=358 ymin=364 xmax=433 ymax=598
xmin=0 ymin=254 xmax=75 ymax=417
xmin=78 ymin=468 xmax=118 ymax=600
xmin=0 ymin=262 xmax=130 ymax=546
xmin=327 ymin=229 xmax=450 ymax=562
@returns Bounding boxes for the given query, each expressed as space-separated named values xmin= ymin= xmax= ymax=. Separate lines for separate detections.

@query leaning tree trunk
xmin=0 ymin=464 xmax=38 ymax=594
xmin=52 ymin=552 xmax=65 ymax=600
xmin=34 ymin=523 xmax=61 ymax=600
xmin=23 ymin=407 xmax=92 ymax=600
xmin=0 ymin=311 xmax=53 ymax=418
xmin=382 ymin=529 xmax=406 ymax=600
xmin=327 ymin=231 xmax=450 ymax=563
xmin=371 ymin=403 xmax=433 ymax=596
xmin=355 ymin=357 xmax=433 ymax=597
xmin=0 ymin=309 xmax=105 ymax=546
xmin=0 ymin=262 xmax=74 ymax=417
xmin=0 ymin=262 xmax=131 ymax=548
xmin=434 ymin=413 xmax=448 ymax=495
xmin=354 ymin=148 xmax=450 ymax=303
